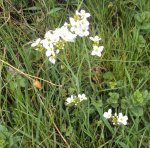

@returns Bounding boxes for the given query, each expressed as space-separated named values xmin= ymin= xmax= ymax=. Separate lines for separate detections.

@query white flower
xmin=90 ymin=36 xmax=101 ymax=42
xmin=80 ymin=19 xmax=89 ymax=28
xmin=64 ymin=22 xmax=69 ymax=27
xmin=70 ymin=19 xmax=89 ymax=37
xmin=31 ymin=38 xmax=41 ymax=47
xmin=45 ymin=50 xmax=51 ymax=57
xmin=41 ymin=39 xmax=54 ymax=50
xmin=76 ymin=10 xmax=90 ymax=19
xmin=69 ymin=10 xmax=90 ymax=37
xmin=49 ymin=56 xmax=56 ymax=64
xmin=45 ymin=49 xmax=55 ymax=57
xmin=80 ymin=21 xmax=89 ymax=37
xmin=80 ymin=29 xmax=89 ymax=37
xmin=56 ymin=49 xmax=60 ymax=54
xmin=78 ymin=94 xmax=87 ymax=101
xmin=103 ymin=109 xmax=112 ymax=119
xmin=69 ymin=17 xmax=80 ymax=32
xmin=66 ymin=95 xmax=75 ymax=105
xmin=58 ymin=26 xmax=77 ymax=42
xmin=66 ymin=94 xmax=87 ymax=106
xmin=44 ymin=30 xmax=53 ymax=39
xmin=45 ymin=30 xmax=60 ymax=43
xmin=118 ymin=113 xmax=128 ymax=125
xmin=91 ymin=45 xmax=104 ymax=57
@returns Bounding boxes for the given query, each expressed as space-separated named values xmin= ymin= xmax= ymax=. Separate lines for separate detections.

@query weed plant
xmin=0 ymin=0 xmax=150 ymax=147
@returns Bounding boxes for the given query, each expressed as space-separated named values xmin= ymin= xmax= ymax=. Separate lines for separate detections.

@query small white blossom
xmin=64 ymin=22 xmax=69 ymax=27
xmin=103 ymin=109 xmax=112 ymax=119
xmin=78 ymin=94 xmax=87 ymax=101
xmin=45 ymin=30 xmax=60 ymax=43
xmin=45 ymin=50 xmax=51 ymax=57
xmin=91 ymin=45 xmax=104 ymax=57
xmin=31 ymin=38 xmax=41 ymax=47
xmin=76 ymin=10 xmax=90 ymax=19
xmin=69 ymin=18 xmax=80 ymax=32
xmin=118 ymin=113 xmax=128 ymax=125
xmin=66 ymin=95 xmax=75 ymax=105
xmin=80 ymin=19 xmax=89 ymax=28
xmin=90 ymin=36 xmax=101 ymax=42
xmin=45 ymin=49 xmax=55 ymax=57
xmin=56 ymin=49 xmax=60 ymax=54
xmin=58 ymin=26 xmax=77 ymax=42
xmin=66 ymin=94 xmax=87 ymax=106
xmin=81 ymin=29 xmax=89 ymax=37
xmin=49 ymin=56 xmax=56 ymax=64
xmin=77 ymin=26 xmax=89 ymax=37
xmin=44 ymin=31 xmax=53 ymax=39
xmin=41 ymin=39 xmax=54 ymax=50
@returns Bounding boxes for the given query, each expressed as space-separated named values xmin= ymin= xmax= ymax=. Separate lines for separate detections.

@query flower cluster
xmin=31 ymin=10 xmax=90 ymax=64
xmin=31 ymin=38 xmax=42 ymax=51
xmin=41 ymin=26 xmax=76 ymax=64
xmin=69 ymin=10 xmax=90 ymax=37
xmin=66 ymin=93 xmax=87 ymax=106
xmin=103 ymin=109 xmax=128 ymax=125
xmin=90 ymin=36 xmax=104 ymax=57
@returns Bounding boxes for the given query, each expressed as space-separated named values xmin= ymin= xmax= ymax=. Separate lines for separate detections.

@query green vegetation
xmin=0 ymin=0 xmax=150 ymax=147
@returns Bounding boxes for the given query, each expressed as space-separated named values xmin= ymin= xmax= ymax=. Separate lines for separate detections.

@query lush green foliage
xmin=0 ymin=0 xmax=150 ymax=147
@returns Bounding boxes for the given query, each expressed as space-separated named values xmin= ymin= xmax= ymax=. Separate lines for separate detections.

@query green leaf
xmin=141 ymin=11 xmax=150 ymax=22
xmin=109 ymin=81 xmax=117 ymax=89
xmin=108 ymin=92 xmax=119 ymax=99
xmin=61 ymin=124 xmax=67 ymax=133
xmin=140 ymin=23 xmax=150 ymax=31
xmin=9 ymin=82 xmax=18 ymax=91
xmin=138 ymin=35 xmax=146 ymax=44
xmin=0 ymin=125 xmax=8 ymax=147
xmin=132 ymin=90 xmax=144 ymax=105
xmin=143 ymin=90 xmax=150 ymax=103
xmin=66 ymin=126 xmax=73 ymax=137
xmin=47 ymin=8 xmax=63 ymax=15
xmin=134 ymin=11 xmax=150 ymax=23
xmin=111 ymin=104 xmax=119 ymax=108
xmin=131 ymin=106 xmax=143 ymax=116
xmin=143 ymin=90 xmax=148 ymax=99
xmin=19 ymin=78 xmax=26 ymax=87
xmin=134 ymin=14 xmax=143 ymax=23
xmin=103 ymin=72 xmax=114 ymax=80
xmin=121 ymin=98 xmax=129 ymax=109
xmin=107 ymin=92 xmax=119 ymax=107
xmin=0 ymin=133 xmax=6 ymax=147
xmin=60 ymin=89 xmax=67 ymax=97
xmin=92 ymin=99 xmax=103 ymax=108
xmin=0 ymin=125 xmax=8 ymax=133
xmin=116 ymin=141 xmax=127 ymax=148
xmin=68 ymin=87 xmax=75 ymax=94
xmin=107 ymin=98 xmax=118 ymax=104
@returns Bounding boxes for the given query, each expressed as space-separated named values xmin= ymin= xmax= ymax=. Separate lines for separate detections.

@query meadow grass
xmin=0 ymin=0 xmax=150 ymax=147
